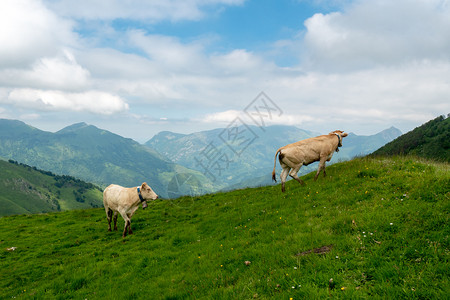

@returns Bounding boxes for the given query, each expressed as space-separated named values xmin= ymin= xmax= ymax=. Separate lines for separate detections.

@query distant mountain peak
xmin=56 ymin=122 xmax=95 ymax=134
xmin=158 ymin=131 xmax=186 ymax=139
xmin=146 ymin=131 xmax=187 ymax=145
xmin=72 ymin=122 xmax=88 ymax=127
xmin=377 ymin=126 xmax=402 ymax=140
xmin=384 ymin=126 xmax=401 ymax=132
xmin=0 ymin=118 xmax=44 ymax=138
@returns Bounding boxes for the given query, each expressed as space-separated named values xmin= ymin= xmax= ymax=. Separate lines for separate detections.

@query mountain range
xmin=0 ymin=119 xmax=401 ymax=196
xmin=0 ymin=119 xmax=213 ymax=198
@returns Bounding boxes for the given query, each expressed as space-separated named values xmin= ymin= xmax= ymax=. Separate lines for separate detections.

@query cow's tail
xmin=272 ymin=148 xmax=282 ymax=182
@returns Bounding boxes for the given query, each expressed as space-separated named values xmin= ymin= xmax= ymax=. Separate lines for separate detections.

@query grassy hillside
xmin=372 ymin=115 xmax=450 ymax=162
xmin=0 ymin=157 xmax=448 ymax=299
xmin=0 ymin=160 xmax=103 ymax=216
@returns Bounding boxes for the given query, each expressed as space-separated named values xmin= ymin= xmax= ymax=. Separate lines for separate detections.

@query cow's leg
xmin=105 ymin=207 xmax=112 ymax=231
xmin=119 ymin=211 xmax=131 ymax=237
xmin=289 ymin=164 xmax=305 ymax=186
xmin=280 ymin=167 xmax=290 ymax=192
xmin=321 ymin=158 xmax=328 ymax=178
xmin=113 ymin=212 xmax=118 ymax=231
xmin=127 ymin=213 xmax=133 ymax=235
xmin=314 ymin=158 xmax=327 ymax=181
xmin=323 ymin=156 xmax=333 ymax=177
xmin=123 ymin=220 xmax=130 ymax=237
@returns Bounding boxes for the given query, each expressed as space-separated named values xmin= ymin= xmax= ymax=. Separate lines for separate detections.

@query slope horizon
xmin=0 ymin=118 xmax=403 ymax=145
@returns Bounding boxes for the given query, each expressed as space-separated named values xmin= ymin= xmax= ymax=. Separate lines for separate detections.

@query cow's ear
xmin=141 ymin=182 xmax=147 ymax=189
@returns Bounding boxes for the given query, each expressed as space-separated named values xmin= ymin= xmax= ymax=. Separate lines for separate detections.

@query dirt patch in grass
xmin=295 ymin=245 xmax=333 ymax=256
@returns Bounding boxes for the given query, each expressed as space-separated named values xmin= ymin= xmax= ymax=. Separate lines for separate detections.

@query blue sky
xmin=78 ymin=1 xmax=324 ymax=64
xmin=1 ymin=0 xmax=449 ymax=142
xmin=149 ymin=1 xmax=311 ymax=50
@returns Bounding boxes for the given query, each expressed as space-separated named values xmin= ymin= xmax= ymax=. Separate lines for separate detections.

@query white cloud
xmin=302 ymin=0 xmax=450 ymax=71
xmin=202 ymin=109 xmax=315 ymax=128
xmin=1 ymin=50 xmax=91 ymax=91
xmin=266 ymin=60 xmax=450 ymax=133
xmin=203 ymin=110 xmax=241 ymax=123
xmin=75 ymin=32 xmax=273 ymax=106
xmin=211 ymin=49 xmax=273 ymax=75
xmin=127 ymin=31 xmax=206 ymax=71
xmin=20 ymin=113 xmax=41 ymax=120
xmin=6 ymin=89 xmax=129 ymax=115
xmin=0 ymin=0 xmax=76 ymax=68
xmin=26 ymin=50 xmax=90 ymax=90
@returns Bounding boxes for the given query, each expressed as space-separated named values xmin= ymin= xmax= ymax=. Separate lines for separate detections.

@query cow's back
xmin=281 ymin=136 xmax=335 ymax=165
xmin=103 ymin=184 xmax=133 ymax=211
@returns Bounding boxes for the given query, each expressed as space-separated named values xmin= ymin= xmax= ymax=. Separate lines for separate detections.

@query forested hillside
xmin=372 ymin=115 xmax=449 ymax=161
xmin=0 ymin=159 xmax=103 ymax=216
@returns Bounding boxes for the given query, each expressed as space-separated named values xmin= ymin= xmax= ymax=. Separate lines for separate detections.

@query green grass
xmin=0 ymin=156 xmax=448 ymax=299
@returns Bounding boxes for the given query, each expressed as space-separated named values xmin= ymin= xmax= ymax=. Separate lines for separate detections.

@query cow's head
xmin=329 ymin=130 xmax=348 ymax=148
xmin=140 ymin=182 xmax=158 ymax=200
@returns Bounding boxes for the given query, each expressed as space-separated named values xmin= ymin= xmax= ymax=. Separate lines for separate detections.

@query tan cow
xmin=103 ymin=182 xmax=158 ymax=237
xmin=272 ymin=130 xmax=348 ymax=192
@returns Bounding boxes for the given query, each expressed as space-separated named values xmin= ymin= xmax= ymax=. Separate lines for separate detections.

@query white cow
xmin=272 ymin=130 xmax=348 ymax=192
xmin=103 ymin=182 xmax=158 ymax=237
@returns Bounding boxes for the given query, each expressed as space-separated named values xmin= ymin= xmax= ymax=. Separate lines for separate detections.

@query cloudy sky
xmin=1 ymin=0 xmax=449 ymax=142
